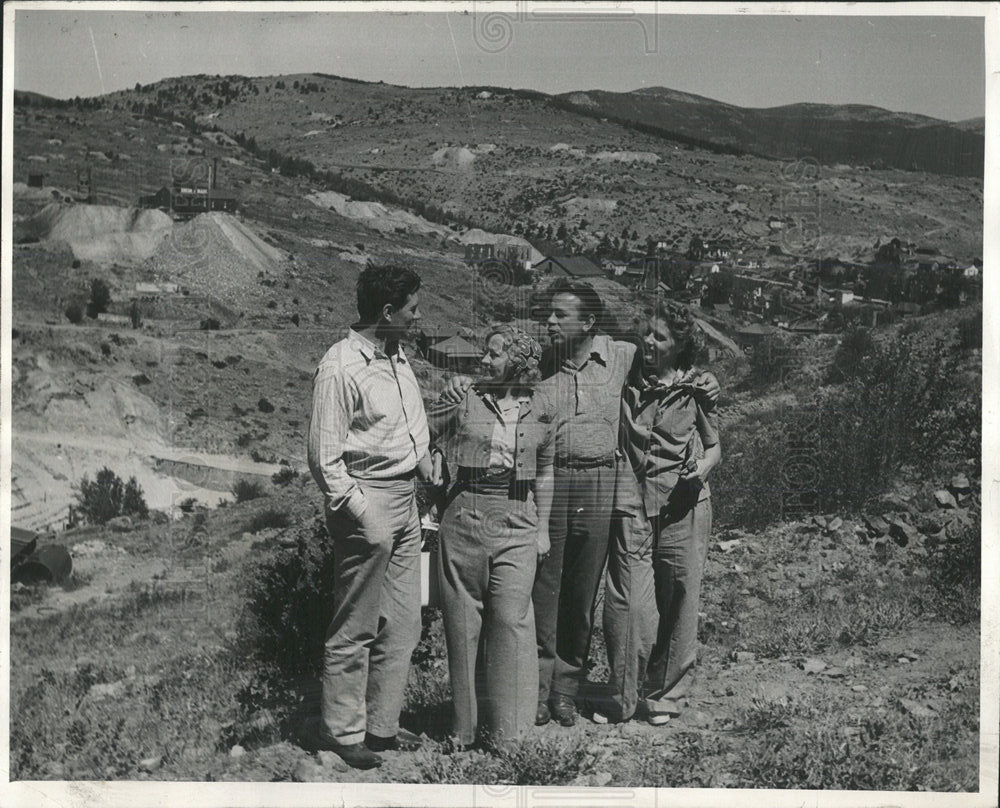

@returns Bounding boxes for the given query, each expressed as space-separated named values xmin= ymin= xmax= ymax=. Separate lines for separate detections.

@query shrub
xmin=232 ymin=479 xmax=265 ymax=502
xmin=257 ymin=398 xmax=274 ymax=413
xmin=87 ymin=278 xmax=111 ymax=318
xmin=248 ymin=509 xmax=291 ymax=533
xmin=200 ymin=318 xmax=221 ymax=330
xmin=75 ymin=468 xmax=148 ymax=525
xmin=179 ymin=497 xmax=199 ymax=513
xmin=65 ymin=303 xmax=84 ymax=324
xmin=271 ymin=466 xmax=298 ymax=486
xmin=713 ymin=331 xmax=977 ymax=526
xmin=238 ymin=518 xmax=335 ymax=685
xmin=747 ymin=333 xmax=797 ymax=387
xmin=826 ymin=326 xmax=876 ymax=383
xmin=957 ymin=311 xmax=982 ymax=351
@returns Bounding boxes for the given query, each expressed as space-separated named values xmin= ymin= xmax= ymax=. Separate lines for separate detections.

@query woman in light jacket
xmin=600 ymin=299 xmax=721 ymax=725
xmin=427 ymin=325 xmax=555 ymax=749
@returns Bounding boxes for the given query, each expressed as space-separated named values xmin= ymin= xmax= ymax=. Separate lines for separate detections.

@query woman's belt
xmin=456 ymin=466 xmax=515 ymax=487
xmin=555 ymin=456 xmax=616 ymax=470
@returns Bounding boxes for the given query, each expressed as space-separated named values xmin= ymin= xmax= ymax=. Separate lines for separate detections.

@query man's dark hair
xmin=545 ymin=278 xmax=608 ymax=334
xmin=356 ymin=263 xmax=421 ymax=324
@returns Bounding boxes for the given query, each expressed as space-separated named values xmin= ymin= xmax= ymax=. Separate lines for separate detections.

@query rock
xmin=863 ymin=514 xmax=889 ymax=537
xmin=873 ymin=540 xmax=890 ymax=561
xmin=317 ymin=750 xmax=350 ymax=772
xmin=813 ymin=515 xmax=828 ymax=529
xmin=826 ymin=516 xmax=844 ymax=532
xmin=821 ymin=667 xmax=846 ymax=678
xmin=679 ymin=710 xmax=712 ymax=728
xmin=716 ymin=539 xmax=741 ymax=553
xmin=88 ymin=680 xmax=127 ymax=700
xmin=592 ymin=771 xmax=613 ymax=787
xmin=108 ymin=515 xmax=134 ymax=532
xmin=801 ymin=658 xmax=827 ymax=674
xmin=888 ymin=518 xmax=918 ymax=547
xmin=11 ymin=581 xmax=28 ymax=593
xmin=883 ymin=493 xmax=914 ymax=513
xmin=293 ymin=759 xmax=328 ymax=782
xmin=851 ymin=684 xmax=868 ymax=692
xmin=734 ymin=651 xmax=757 ymax=663
xmin=138 ymin=755 xmax=162 ymax=773
xmin=897 ymin=656 xmax=911 ymax=665
xmin=229 ymin=744 xmax=246 ymax=759
xmin=899 ymin=699 xmax=936 ymax=719
xmin=901 ymin=650 xmax=920 ymax=661
xmin=933 ymin=490 xmax=958 ymax=509
xmin=949 ymin=474 xmax=971 ymax=494
xmin=945 ymin=510 xmax=973 ymax=539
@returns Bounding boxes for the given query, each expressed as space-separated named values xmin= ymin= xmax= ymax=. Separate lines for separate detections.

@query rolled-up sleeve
xmin=693 ymin=373 xmax=720 ymax=448
xmin=307 ymin=361 xmax=367 ymax=518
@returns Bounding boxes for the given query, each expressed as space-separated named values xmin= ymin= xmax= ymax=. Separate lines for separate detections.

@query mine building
xmin=139 ymin=157 xmax=238 ymax=218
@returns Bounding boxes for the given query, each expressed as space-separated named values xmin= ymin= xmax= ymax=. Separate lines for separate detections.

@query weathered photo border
xmin=1 ymin=1 xmax=997 ymax=806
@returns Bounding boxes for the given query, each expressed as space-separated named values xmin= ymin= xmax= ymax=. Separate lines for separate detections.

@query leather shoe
xmin=301 ymin=721 xmax=382 ymax=769
xmin=550 ymin=694 xmax=577 ymax=727
xmin=365 ymin=727 xmax=423 ymax=752
xmin=535 ymin=701 xmax=551 ymax=726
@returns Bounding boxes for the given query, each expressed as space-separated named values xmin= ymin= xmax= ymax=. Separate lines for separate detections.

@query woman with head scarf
xmin=426 ymin=325 xmax=556 ymax=749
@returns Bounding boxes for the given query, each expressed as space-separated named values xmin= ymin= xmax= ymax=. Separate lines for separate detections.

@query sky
xmin=10 ymin=7 xmax=987 ymax=122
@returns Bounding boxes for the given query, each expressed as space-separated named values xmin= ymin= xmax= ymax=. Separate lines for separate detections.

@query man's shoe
xmin=364 ymin=728 xmax=423 ymax=752
xmin=300 ymin=720 xmax=382 ymax=769
xmin=535 ymin=701 xmax=551 ymax=726
xmin=550 ymin=694 xmax=577 ymax=727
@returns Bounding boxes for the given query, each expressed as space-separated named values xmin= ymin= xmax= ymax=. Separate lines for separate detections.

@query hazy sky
xmin=11 ymin=8 xmax=986 ymax=122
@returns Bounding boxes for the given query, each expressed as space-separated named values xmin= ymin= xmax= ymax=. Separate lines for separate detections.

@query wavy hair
xmin=653 ymin=299 xmax=703 ymax=371
xmin=482 ymin=324 xmax=543 ymax=389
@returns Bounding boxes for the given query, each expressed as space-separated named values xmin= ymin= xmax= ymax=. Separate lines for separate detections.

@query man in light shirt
xmin=306 ymin=263 xmax=432 ymax=769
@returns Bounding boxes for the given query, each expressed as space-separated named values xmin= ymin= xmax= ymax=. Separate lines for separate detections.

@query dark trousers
xmin=533 ymin=464 xmax=615 ymax=702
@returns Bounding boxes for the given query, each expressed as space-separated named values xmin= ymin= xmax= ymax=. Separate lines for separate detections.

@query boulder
xmin=949 ymin=474 xmax=971 ymax=494
xmin=888 ymin=518 xmax=918 ymax=547
xmin=827 ymin=516 xmax=844 ymax=532
xmin=863 ymin=514 xmax=889 ymax=537
xmin=933 ymin=490 xmax=958 ymax=509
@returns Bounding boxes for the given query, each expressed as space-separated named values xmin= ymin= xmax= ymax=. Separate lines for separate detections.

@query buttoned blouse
xmin=615 ymin=368 xmax=720 ymax=517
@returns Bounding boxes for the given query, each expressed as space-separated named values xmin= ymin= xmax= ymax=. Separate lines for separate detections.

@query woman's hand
xmin=430 ymin=450 xmax=446 ymax=488
xmin=440 ymin=374 xmax=473 ymax=405
xmin=679 ymin=458 xmax=709 ymax=487
xmin=535 ymin=526 xmax=551 ymax=560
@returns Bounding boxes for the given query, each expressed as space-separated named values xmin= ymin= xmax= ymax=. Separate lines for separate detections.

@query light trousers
xmin=603 ymin=484 xmax=712 ymax=719
xmin=438 ymin=486 xmax=539 ymax=747
xmin=322 ymin=477 xmax=422 ymax=745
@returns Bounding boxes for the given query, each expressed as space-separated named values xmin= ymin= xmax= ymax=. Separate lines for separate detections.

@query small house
xmin=533 ymin=255 xmax=605 ymax=279
xmin=427 ymin=335 xmax=482 ymax=374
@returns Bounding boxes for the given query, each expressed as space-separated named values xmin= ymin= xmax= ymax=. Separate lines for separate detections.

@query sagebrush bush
xmin=232 ymin=479 xmax=265 ymax=502
xmin=271 ymin=466 xmax=298 ymax=486
xmin=237 ymin=518 xmax=335 ymax=686
xmin=713 ymin=330 xmax=977 ymax=527
xmin=747 ymin=333 xmax=797 ymax=387
xmin=75 ymin=467 xmax=148 ymax=525
xmin=248 ymin=509 xmax=291 ymax=533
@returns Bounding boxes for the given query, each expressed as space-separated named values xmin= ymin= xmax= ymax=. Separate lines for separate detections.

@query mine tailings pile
xmin=24 ymin=203 xmax=173 ymax=263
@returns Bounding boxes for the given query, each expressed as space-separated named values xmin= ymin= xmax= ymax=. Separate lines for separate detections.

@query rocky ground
xmin=9 ymin=466 xmax=981 ymax=790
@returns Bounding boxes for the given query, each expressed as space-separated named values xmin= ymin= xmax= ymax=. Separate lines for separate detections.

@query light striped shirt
xmin=308 ymin=329 xmax=429 ymax=518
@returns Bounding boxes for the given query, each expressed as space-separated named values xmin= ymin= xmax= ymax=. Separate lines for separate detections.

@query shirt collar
xmin=561 ymin=334 xmax=609 ymax=372
xmin=349 ymin=329 xmax=406 ymax=364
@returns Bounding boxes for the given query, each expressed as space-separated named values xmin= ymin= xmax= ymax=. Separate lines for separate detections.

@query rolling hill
xmin=556 ymin=86 xmax=984 ymax=177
